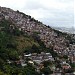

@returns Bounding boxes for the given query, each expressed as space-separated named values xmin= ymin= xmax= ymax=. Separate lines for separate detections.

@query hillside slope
xmin=0 ymin=6 xmax=75 ymax=75
xmin=0 ymin=6 xmax=74 ymax=51
xmin=0 ymin=6 xmax=75 ymax=57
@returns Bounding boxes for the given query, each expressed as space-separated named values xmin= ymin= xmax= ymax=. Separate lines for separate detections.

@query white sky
xmin=0 ymin=0 xmax=74 ymax=28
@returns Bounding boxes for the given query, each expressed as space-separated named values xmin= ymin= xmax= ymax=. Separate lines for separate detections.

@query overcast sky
xmin=0 ymin=0 xmax=74 ymax=28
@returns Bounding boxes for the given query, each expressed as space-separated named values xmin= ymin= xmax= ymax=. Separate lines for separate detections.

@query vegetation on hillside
xmin=0 ymin=9 xmax=75 ymax=74
xmin=0 ymin=18 xmax=58 ymax=75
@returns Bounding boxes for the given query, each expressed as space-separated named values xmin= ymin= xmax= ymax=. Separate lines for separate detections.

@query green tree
xmin=8 ymin=50 xmax=19 ymax=60
xmin=41 ymin=67 xmax=53 ymax=75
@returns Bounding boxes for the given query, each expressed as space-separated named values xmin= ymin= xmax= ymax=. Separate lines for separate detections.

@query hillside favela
xmin=0 ymin=2 xmax=75 ymax=75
